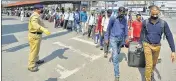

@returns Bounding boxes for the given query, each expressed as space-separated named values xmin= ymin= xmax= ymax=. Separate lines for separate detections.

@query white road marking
xmin=56 ymin=63 xmax=86 ymax=79
xmin=71 ymin=36 xmax=96 ymax=46
xmin=53 ymin=41 xmax=93 ymax=59
xmin=53 ymin=41 xmax=104 ymax=62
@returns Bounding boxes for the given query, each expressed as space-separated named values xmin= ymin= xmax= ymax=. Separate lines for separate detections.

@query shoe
xmin=36 ymin=60 xmax=44 ymax=64
xmin=104 ymin=53 xmax=108 ymax=58
xmin=100 ymin=46 xmax=103 ymax=50
xmin=28 ymin=67 xmax=39 ymax=72
xmin=114 ymin=77 xmax=119 ymax=81
xmin=151 ymin=73 xmax=154 ymax=81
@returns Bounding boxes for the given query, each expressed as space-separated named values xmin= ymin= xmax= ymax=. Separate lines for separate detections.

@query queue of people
xmin=4 ymin=4 xmax=174 ymax=81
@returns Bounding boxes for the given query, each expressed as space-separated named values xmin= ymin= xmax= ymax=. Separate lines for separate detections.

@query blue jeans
xmin=110 ymin=36 xmax=124 ymax=77
xmin=74 ymin=21 xmax=81 ymax=33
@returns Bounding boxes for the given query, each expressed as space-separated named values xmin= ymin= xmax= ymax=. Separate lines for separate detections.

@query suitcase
xmin=128 ymin=42 xmax=145 ymax=68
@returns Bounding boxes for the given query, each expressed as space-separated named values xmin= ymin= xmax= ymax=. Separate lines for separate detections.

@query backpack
xmin=145 ymin=19 xmax=166 ymax=40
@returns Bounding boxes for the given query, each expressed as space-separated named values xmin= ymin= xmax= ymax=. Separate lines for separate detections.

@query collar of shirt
xmin=33 ymin=12 xmax=40 ymax=17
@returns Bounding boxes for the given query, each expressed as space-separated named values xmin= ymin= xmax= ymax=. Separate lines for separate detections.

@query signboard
xmin=131 ymin=8 xmax=143 ymax=11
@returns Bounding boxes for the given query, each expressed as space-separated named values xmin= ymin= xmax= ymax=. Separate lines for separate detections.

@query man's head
xmin=34 ymin=4 xmax=44 ymax=14
xmin=149 ymin=5 xmax=160 ymax=20
xmin=82 ymin=7 xmax=86 ymax=12
xmin=136 ymin=14 xmax=141 ymax=21
xmin=107 ymin=9 xmax=112 ymax=17
xmin=75 ymin=8 xmax=79 ymax=11
xmin=118 ymin=7 xmax=126 ymax=18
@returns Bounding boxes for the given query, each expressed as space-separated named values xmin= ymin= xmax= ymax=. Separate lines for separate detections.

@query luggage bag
xmin=128 ymin=42 xmax=145 ymax=68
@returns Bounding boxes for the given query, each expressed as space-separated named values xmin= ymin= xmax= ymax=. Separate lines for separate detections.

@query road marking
xmin=71 ymin=36 xmax=96 ymax=46
xmin=56 ymin=63 xmax=86 ymax=79
xmin=53 ymin=41 xmax=103 ymax=61
xmin=53 ymin=41 xmax=92 ymax=59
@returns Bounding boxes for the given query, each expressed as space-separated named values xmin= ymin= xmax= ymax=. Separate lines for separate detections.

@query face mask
xmin=40 ymin=9 xmax=44 ymax=14
xmin=151 ymin=15 xmax=159 ymax=20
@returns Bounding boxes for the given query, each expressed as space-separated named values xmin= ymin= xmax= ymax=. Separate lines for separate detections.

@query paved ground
xmin=2 ymin=15 xmax=176 ymax=81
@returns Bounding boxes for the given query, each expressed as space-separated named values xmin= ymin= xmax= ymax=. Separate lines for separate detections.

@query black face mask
xmin=151 ymin=15 xmax=159 ymax=20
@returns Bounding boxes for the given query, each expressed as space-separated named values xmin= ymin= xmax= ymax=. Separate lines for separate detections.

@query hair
xmin=149 ymin=5 xmax=160 ymax=11
xmin=136 ymin=14 xmax=141 ymax=17
xmin=107 ymin=9 xmax=112 ymax=14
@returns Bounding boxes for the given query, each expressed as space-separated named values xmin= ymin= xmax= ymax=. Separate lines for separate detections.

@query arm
xmin=139 ymin=21 xmax=146 ymax=44
xmin=164 ymin=21 xmax=175 ymax=52
xmin=31 ymin=16 xmax=43 ymax=30
xmin=104 ymin=17 xmax=114 ymax=41
xmin=124 ymin=19 xmax=128 ymax=40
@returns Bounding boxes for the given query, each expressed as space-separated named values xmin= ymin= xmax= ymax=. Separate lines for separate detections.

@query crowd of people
xmin=4 ymin=4 xmax=176 ymax=81
xmin=38 ymin=6 xmax=175 ymax=81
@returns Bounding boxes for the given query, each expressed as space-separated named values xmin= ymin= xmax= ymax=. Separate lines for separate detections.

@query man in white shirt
xmin=20 ymin=9 xmax=24 ymax=22
xmin=63 ymin=9 xmax=70 ymax=29
xmin=68 ymin=10 xmax=74 ymax=31
xmin=101 ymin=9 xmax=112 ymax=58
xmin=87 ymin=11 xmax=96 ymax=38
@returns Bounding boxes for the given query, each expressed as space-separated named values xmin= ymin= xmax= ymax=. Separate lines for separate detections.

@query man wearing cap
xmin=104 ymin=7 xmax=128 ymax=81
xmin=28 ymin=4 xmax=51 ymax=72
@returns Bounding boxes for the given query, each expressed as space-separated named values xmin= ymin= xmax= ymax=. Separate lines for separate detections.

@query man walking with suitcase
xmin=105 ymin=7 xmax=128 ymax=81
xmin=139 ymin=5 xmax=176 ymax=81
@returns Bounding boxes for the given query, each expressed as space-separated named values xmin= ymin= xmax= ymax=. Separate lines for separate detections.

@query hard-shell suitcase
xmin=128 ymin=42 xmax=145 ymax=68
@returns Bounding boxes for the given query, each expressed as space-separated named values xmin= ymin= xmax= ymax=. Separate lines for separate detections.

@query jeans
xmin=100 ymin=31 xmax=105 ymax=47
xmin=75 ymin=22 xmax=81 ymax=33
xmin=110 ymin=36 xmax=124 ymax=77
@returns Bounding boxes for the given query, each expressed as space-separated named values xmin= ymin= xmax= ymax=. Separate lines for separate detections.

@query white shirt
xmin=87 ymin=15 xmax=96 ymax=25
xmin=102 ymin=16 xmax=110 ymax=31
xmin=64 ymin=12 xmax=69 ymax=20
xmin=21 ymin=11 xmax=24 ymax=16
xmin=68 ymin=12 xmax=74 ymax=21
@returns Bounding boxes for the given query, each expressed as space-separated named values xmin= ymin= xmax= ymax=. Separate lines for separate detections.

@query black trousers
xmin=63 ymin=20 xmax=68 ymax=29
xmin=88 ymin=25 xmax=95 ymax=37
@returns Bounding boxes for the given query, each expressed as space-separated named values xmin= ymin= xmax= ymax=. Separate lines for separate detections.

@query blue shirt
xmin=74 ymin=11 xmax=80 ymax=23
xmin=104 ymin=16 xmax=128 ymax=41
xmin=80 ymin=11 xmax=87 ymax=22
xmin=140 ymin=18 xmax=175 ymax=52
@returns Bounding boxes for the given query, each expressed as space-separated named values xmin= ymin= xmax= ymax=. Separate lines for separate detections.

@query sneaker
xmin=36 ymin=60 xmax=44 ymax=65
xmin=28 ymin=67 xmax=39 ymax=72
xmin=114 ymin=77 xmax=119 ymax=81
xmin=104 ymin=53 xmax=108 ymax=58
xmin=100 ymin=46 xmax=103 ymax=50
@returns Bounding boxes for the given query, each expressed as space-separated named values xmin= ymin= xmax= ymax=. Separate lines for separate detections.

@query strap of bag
xmin=160 ymin=19 xmax=165 ymax=40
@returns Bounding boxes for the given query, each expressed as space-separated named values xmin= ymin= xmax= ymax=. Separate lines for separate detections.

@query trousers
xmin=28 ymin=33 xmax=42 ymax=69
xmin=143 ymin=42 xmax=161 ymax=81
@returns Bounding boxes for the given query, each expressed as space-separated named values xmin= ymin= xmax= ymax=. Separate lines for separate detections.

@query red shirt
xmin=96 ymin=15 xmax=103 ymax=32
xmin=132 ymin=20 xmax=142 ymax=37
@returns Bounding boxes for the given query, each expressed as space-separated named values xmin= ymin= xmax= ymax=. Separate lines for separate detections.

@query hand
xmin=40 ymin=27 xmax=51 ymax=35
xmin=171 ymin=52 xmax=176 ymax=63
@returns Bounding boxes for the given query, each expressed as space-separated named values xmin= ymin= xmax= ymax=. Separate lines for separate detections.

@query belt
xmin=30 ymin=32 xmax=43 ymax=34
xmin=147 ymin=42 xmax=161 ymax=46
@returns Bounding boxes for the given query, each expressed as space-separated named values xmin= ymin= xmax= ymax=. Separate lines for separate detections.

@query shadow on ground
xmin=2 ymin=18 xmax=18 ymax=21
xmin=45 ymin=78 xmax=57 ymax=81
xmin=39 ymin=48 xmax=69 ymax=66
xmin=2 ymin=30 xmax=70 ymax=52
xmin=138 ymin=67 xmax=161 ymax=81
xmin=2 ymin=34 xmax=18 ymax=45
xmin=109 ymin=52 xmax=127 ymax=62
xmin=2 ymin=23 xmax=28 ymax=35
